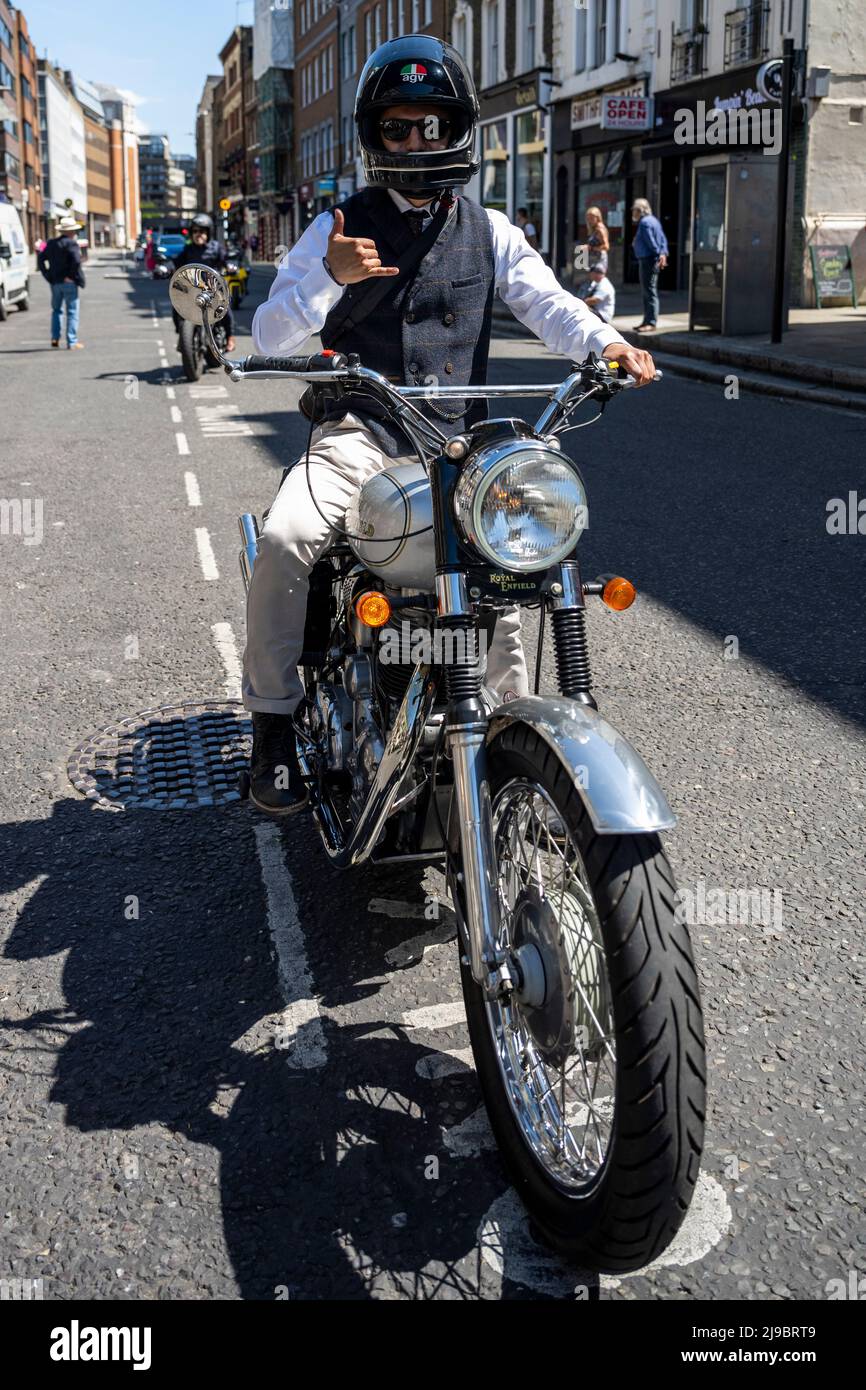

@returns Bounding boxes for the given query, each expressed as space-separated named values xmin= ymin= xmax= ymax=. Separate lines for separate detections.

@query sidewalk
xmin=493 ymin=283 xmax=866 ymax=412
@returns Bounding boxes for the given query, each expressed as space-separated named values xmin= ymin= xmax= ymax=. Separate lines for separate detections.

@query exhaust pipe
xmin=238 ymin=513 xmax=259 ymax=593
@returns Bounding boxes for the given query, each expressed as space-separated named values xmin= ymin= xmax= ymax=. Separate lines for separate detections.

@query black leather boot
xmin=249 ymin=712 xmax=308 ymax=815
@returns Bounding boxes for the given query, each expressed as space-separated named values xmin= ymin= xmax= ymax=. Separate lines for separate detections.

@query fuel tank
xmin=345 ymin=460 xmax=436 ymax=589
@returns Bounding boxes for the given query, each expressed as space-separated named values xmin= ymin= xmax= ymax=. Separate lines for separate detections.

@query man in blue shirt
xmin=631 ymin=198 xmax=669 ymax=332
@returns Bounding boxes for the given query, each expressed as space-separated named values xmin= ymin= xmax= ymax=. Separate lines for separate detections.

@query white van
xmin=0 ymin=203 xmax=30 ymax=320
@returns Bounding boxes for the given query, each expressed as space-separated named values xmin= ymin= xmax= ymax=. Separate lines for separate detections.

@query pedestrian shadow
xmin=0 ymin=793 xmax=593 ymax=1299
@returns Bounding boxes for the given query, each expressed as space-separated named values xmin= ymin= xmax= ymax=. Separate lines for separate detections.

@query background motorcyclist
xmin=172 ymin=214 xmax=236 ymax=352
xmin=241 ymin=34 xmax=655 ymax=816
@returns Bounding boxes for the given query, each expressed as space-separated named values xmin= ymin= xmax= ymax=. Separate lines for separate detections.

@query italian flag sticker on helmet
xmin=400 ymin=62 xmax=428 ymax=82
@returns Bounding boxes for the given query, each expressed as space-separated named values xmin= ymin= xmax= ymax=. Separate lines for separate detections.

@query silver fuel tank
xmin=345 ymin=460 xmax=436 ymax=589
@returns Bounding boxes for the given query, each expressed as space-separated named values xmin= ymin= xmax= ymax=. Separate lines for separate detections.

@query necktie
xmin=404 ymin=210 xmax=428 ymax=238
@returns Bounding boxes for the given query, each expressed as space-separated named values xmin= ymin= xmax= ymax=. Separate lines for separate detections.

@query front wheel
xmin=452 ymin=723 xmax=706 ymax=1272
xmin=179 ymin=320 xmax=204 ymax=381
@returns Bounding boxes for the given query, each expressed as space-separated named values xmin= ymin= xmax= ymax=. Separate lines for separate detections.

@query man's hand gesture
xmin=326 ymin=208 xmax=399 ymax=285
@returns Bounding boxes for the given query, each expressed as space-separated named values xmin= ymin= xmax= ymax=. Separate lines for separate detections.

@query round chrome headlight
xmin=453 ymin=441 xmax=588 ymax=572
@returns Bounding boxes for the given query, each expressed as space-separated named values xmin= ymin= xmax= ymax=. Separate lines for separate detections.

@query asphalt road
xmin=0 ymin=252 xmax=863 ymax=1301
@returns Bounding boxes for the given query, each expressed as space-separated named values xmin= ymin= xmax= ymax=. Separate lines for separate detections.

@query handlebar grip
xmin=242 ymin=351 xmax=348 ymax=373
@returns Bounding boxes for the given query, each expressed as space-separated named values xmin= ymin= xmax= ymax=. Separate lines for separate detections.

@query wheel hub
xmin=511 ymin=887 xmax=577 ymax=1068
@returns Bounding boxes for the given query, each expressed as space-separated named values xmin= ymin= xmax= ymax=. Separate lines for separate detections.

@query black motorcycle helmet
xmin=354 ymin=34 xmax=480 ymax=197
xmin=190 ymin=213 xmax=213 ymax=234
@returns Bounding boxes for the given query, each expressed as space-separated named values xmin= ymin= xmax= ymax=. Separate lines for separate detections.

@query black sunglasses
xmin=379 ymin=116 xmax=452 ymax=143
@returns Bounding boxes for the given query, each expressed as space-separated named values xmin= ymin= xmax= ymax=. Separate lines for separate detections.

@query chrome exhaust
xmin=238 ymin=513 xmax=259 ymax=593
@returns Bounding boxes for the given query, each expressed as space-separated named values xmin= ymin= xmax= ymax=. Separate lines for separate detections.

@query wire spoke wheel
xmin=452 ymin=723 xmax=706 ymax=1271
xmin=489 ymin=779 xmax=615 ymax=1192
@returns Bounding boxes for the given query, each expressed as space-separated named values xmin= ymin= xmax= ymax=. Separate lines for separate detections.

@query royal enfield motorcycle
xmin=170 ymin=263 xmax=706 ymax=1273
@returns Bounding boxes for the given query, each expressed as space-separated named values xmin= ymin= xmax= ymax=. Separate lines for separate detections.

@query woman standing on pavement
xmin=583 ymin=206 xmax=609 ymax=270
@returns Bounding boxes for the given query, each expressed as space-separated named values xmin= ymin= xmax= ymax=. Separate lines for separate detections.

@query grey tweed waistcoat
xmin=318 ymin=187 xmax=495 ymax=458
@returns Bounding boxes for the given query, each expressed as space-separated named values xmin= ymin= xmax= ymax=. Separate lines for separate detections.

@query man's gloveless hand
xmin=326 ymin=208 xmax=400 ymax=285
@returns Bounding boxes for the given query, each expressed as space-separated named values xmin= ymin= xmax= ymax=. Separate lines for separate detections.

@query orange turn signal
xmin=355 ymin=591 xmax=392 ymax=628
xmin=602 ymin=576 xmax=636 ymax=612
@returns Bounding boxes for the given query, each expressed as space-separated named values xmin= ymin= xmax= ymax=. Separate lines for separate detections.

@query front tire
xmin=453 ymin=723 xmax=706 ymax=1273
xmin=179 ymin=320 xmax=203 ymax=381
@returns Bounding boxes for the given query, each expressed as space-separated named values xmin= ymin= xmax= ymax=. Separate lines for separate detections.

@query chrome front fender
xmin=486 ymin=696 xmax=676 ymax=834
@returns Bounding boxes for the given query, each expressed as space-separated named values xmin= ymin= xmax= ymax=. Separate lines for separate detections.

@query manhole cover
xmin=68 ymin=701 xmax=251 ymax=811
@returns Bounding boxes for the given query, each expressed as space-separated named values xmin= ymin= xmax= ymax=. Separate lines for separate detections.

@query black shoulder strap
xmin=323 ymin=195 xmax=455 ymax=348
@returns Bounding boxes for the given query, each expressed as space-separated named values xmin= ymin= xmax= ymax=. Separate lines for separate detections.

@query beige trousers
xmin=242 ymin=413 xmax=529 ymax=714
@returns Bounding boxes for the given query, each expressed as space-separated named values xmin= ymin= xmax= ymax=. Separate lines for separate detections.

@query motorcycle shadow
xmin=0 ymin=796 xmax=598 ymax=1299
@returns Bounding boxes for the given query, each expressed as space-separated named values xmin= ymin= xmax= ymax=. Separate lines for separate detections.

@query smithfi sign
xmin=601 ymin=95 xmax=654 ymax=132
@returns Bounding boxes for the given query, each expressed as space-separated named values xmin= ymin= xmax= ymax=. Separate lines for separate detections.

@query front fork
xmin=438 ymin=559 xmax=595 ymax=999
xmin=437 ymin=573 xmax=516 ymax=999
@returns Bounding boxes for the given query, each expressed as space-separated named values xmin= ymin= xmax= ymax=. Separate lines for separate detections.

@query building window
xmin=365 ymin=10 xmax=372 ymax=56
xmin=23 ymin=119 xmax=33 ymax=144
xmin=375 ymin=4 xmax=382 ymax=47
xmin=424 ymin=0 xmax=432 ymax=24
xmin=411 ymin=0 xmax=420 ymax=28
xmin=515 ymin=108 xmax=545 ymax=243
xmin=575 ymin=4 xmax=587 ymax=70
xmin=522 ymin=0 xmax=537 ymax=72
xmin=481 ymin=119 xmax=508 ymax=212
xmin=327 ymin=43 xmax=333 ymax=90
xmin=483 ymin=2 xmax=502 ymax=86
xmin=595 ymin=0 xmax=608 ymax=67
xmin=0 ymin=17 xmax=11 ymax=49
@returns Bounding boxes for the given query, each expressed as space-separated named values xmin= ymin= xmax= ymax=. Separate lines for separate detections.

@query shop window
xmin=515 ymin=109 xmax=545 ymax=243
xmin=481 ymin=119 xmax=508 ymax=214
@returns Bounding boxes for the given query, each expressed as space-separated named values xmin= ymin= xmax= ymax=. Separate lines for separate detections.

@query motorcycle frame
xmin=193 ymin=292 xmax=674 ymax=996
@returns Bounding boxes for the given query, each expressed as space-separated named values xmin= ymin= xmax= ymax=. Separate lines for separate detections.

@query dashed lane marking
xmin=184 ymin=471 xmax=202 ymax=508
xmin=175 ymin=432 xmax=190 ymax=456
xmin=194 ymin=527 xmax=219 ymax=580
xmin=254 ymin=823 xmax=328 ymax=1070
xmin=165 ymin=385 xmax=176 ymax=400
xmin=171 ymin=405 xmax=183 ymax=424
xmin=211 ymin=621 xmax=242 ymax=701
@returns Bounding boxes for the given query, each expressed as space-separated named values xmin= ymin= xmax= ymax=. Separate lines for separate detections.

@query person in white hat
xmin=37 ymin=215 xmax=86 ymax=349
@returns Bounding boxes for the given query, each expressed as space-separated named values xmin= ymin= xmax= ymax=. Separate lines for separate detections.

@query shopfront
xmin=552 ymin=80 xmax=649 ymax=289
xmin=479 ymin=70 xmax=553 ymax=255
xmin=644 ymin=59 xmax=787 ymax=294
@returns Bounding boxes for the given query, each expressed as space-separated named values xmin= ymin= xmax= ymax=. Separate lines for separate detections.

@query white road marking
xmin=156 ymin=339 xmax=163 ymax=347
xmin=369 ymin=898 xmax=428 ymax=920
xmin=189 ymin=383 xmax=229 ymax=398
xmin=171 ymin=405 xmax=183 ymax=424
xmin=195 ymin=401 xmax=254 ymax=437
xmin=194 ymin=527 xmax=219 ymax=580
xmin=254 ymin=823 xmax=328 ymax=1070
xmin=400 ymin=1000 xmax=466 ymax=1031
xmin=476 ymin=1173 xmax=733 ymax=1298
xmin=384 ymin=919 xmax=456 ymax=968
xmin=165 ymin=385 xmax=176 ymax=401
xmin=175 ymin=432 xmax=190 ymax=456
xmin=184 ymin=471 xmax=202 ymax=508
xmin=442 ymin=1105 xmax=497 ymax=1157
xmin=211 ymin=620 xmax=242 ymax=700
xmin=415 ymin=1047 xmax=474 ymax=1080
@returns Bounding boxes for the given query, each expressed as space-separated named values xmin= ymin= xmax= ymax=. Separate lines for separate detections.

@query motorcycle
xmin=152 ymin=245 xmax=173 ymax=281
xmin=176 ymin=312 xmax=228 ymax=383
xmin=224 ymin=253 xmax=248 ymax=310
xmin=169 ymin=262 xmax=706 ymax=1273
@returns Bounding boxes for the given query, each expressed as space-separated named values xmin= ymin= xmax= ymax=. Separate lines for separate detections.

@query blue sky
xmin=23 ymin=0 xmax=253 ymax=154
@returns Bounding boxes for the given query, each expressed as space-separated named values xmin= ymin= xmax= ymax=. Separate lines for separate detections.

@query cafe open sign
xmin=601 ymin=96 xmax=654 ymax=132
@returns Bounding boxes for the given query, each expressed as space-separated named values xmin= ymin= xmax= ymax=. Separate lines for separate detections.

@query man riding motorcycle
xmin=242 ymin=34 xmax=655 ymax=815
xmin=172 ymin=214 xmax=236 ymax=352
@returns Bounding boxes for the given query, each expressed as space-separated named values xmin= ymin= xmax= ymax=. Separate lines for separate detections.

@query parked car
xmin=0 ymin=202 xmax=30 ymax=320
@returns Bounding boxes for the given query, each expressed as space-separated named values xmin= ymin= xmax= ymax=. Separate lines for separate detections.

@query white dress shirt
xmin=252 ymin=191 xmax=624 ymax=362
